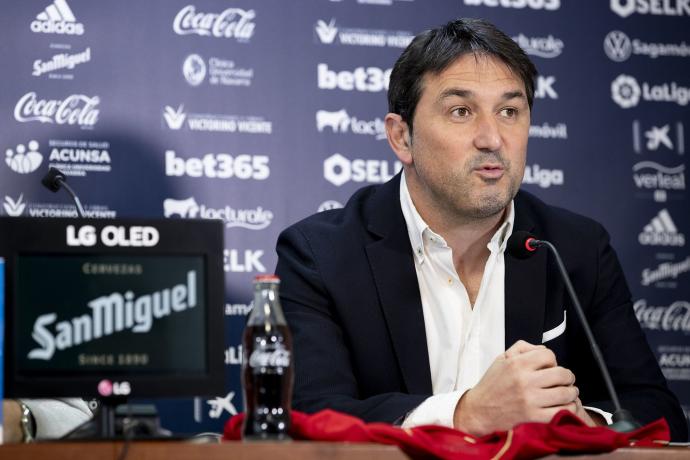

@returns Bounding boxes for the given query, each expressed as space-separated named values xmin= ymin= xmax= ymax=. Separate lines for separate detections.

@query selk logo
xmin=163 ymin=105 xmax=186 ymax=130
xmin=5 ymin=140 xmax=43 ymax=174
xmin=164 ymin=197 xmax=273 ymax=230
xmin=632 ymin=121 xmax=685 ymax=154
xmin=323 ymin=153 xmax=401 ymax=186
xmin=612 ymin=74 xmax=690 ymax=108
xmin=172 ymin=5 xmax=256 ymax=41
xmin=522 ymin=164 xmax=564 ymax=188
xmin=317 ymin=63 xmax=391 ymax=92
xmin=513 ymin=34 xmax=564 ymax=58
xmin=316 ymin=109 xmax=386 ymax=140
xmin=638 ymin=209 xmax=685 ymax=247
xmin=31 ymin=0 xmax=84 ymax=35
xmin=611 ymin=0 xmax=690 ymax=17
xmin=223 ymin=249 xmax=266 ymax=273
xmin=464 ymin=0 xmax=560 ymax=10
xmin=534 ymin=76 xmax=558 ymax=99
xmin=3 ymin=194 xmax=27 ymax=216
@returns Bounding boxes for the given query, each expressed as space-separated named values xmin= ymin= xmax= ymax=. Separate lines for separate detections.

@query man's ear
xmin=385 ymin=113 xmax=413 ymax=166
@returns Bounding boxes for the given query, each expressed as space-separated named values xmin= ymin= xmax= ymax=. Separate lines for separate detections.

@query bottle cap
xmin=254 ymin=274 xmax=280 ymax=283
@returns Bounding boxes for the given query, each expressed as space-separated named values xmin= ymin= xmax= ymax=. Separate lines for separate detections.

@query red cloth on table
xmin=224 ymin=409 xmax=669 ymax=460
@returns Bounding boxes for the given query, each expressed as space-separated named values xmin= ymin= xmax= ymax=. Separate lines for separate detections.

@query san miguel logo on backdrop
xmin=641 ymin=256 xmax=690 ymax=288
xmin=14 ymin=92 xmax=100 ymax=128
xmin=611 ymin=0 xmax=690 ymax=17
xmin=463 ymin=0 xmax=560 ymax=10
xmin=33 ymin=47 xmax=91 ymax=78
xmin=612 ymin=75 xmax=690 ymax=108
xmin=172 ymin=5 xmax=255 ymax=41
xmin=163 ymin=196 xmax=273 ymax=231
xmin=638 ymin=209 xmax=685 ymax=247
xmin=31 ymin=0 xmax=84 ymax=35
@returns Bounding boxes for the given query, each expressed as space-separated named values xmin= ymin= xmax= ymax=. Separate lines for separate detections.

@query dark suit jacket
xmin=275 ymin=174 xmax=687 ymax=440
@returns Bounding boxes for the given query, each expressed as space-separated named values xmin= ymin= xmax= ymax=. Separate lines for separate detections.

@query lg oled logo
xmin=323 ymin=153 xmax=401 ymax=186
xmin=611 ymin=0 xmax=690 ymax=17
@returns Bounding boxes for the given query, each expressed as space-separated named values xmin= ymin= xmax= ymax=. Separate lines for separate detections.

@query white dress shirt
xmin=399 ymin=173 xmax=514 ymax=428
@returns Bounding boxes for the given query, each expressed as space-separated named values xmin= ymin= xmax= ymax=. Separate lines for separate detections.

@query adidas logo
xmin=3 ymin=194 xmax=27 ymax=217
xmin=638 ymin=209 xmax=685 ymax=247
xmin=31 ymin=0 xmax=84 ymax=35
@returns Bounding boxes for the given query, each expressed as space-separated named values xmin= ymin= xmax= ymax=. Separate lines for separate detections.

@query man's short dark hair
xmin=387 ymin=18 xmax=538 ymax=132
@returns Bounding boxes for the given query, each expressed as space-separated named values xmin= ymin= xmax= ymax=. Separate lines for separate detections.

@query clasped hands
xmin=454 ymin=340 xmax=600 ymax=436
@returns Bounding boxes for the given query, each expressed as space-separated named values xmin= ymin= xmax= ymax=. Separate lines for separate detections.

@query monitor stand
xmin=62 ymin=397 xmax=171 ymax=440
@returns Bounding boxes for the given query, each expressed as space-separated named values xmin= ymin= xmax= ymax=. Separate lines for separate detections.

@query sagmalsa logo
xmin=31 ymin=0 xmax=84 ymax=35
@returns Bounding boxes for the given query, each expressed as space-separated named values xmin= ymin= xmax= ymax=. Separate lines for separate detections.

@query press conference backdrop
xmin=0 ymin=0 xmax=688 ymax=435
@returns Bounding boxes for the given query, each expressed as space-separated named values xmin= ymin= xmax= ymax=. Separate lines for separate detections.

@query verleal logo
xmin=604 ymin=31 xmax=632 ymax=62
xmin=611 ymin=74 xmax=641 ymax=108
xmin=323 ymin=153 xmax=401 ymax=186
xmin=611 ymin=0 xmax=690 ymax=17
xmin=173 ymin=5 xmax=256 ymax=41
xmin=464 ymin=0 xmax=560 ymax=10
xmin=315 ymin=19 xmax=338 ymax=44
xmin=639 ymin=209 xmax=685 ymax=247
xmin=31 ymin=0 xmax=84 ymax=35
xmin=163 ymin=197 xmax=199 ymax=218
xmin=183 ymin=54 xmax=206 ymax=86
xmin=5 ymin=140 xmax=43 ymax=174
xmin=4 ymin=194 xmax=27 ymax=216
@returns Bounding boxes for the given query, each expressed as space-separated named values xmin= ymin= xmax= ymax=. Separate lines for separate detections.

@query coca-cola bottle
xmin=242 ymin=275 xmax=293 ymax=440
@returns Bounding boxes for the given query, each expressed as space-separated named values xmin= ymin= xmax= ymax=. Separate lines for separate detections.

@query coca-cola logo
xmin=634 ymin=299 xmax=690 ymax=333
xmin=248 ymin=348 xmax=290 ymax=369
xmin=172 ymin=5 xmax=255 ymax=41
xmin=14 ymin=92 xmax=100 ymax=127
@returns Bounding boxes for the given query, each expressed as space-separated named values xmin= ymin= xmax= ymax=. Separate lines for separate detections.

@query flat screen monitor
xmin=0 ymin=217 xmax=224 ymax=399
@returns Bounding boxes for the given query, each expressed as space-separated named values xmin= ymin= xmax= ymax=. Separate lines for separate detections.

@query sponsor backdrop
xmin=0 ymin=0 xmax=688 ymax=435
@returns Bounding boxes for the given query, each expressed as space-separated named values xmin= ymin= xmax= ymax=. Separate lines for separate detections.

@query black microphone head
xmin=507 ymin=231 xmax=539 ymax=259
xmin=41 ymin=167 xmax=67 ymax=193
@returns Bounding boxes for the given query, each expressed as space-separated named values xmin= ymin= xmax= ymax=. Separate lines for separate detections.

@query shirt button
xmin=448 ymin=278 xmax=453 ymax=285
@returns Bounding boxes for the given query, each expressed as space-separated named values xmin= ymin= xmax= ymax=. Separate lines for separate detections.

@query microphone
xmin=506 ymin=230 xmax=641 ymax=433
xmin=41 ymin=167 xmax=86 ymax=218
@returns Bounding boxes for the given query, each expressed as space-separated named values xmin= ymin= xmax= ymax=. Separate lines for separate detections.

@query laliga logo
xmin=98 ymin=379 xmax=131 ymax=397
xmin=67 ymin=225 xmax=160 ymax=247
xmin=611 ymin=75 xmax=641 ymax=108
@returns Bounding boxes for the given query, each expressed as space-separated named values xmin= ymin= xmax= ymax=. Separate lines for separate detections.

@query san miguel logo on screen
xmin=27 ymin=270 xmax=198 ymax=360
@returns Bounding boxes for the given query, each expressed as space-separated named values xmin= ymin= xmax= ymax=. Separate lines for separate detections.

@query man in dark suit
xmin=275 ymin=18 xmax=687 ymax=440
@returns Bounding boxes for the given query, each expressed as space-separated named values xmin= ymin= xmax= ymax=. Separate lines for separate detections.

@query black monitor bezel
xmin=0 ymin=217 xmax=225 ymax=399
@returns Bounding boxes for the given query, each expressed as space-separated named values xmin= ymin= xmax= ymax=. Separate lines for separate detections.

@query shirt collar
xmin=399 ymin=173 xmax=515 ymax=264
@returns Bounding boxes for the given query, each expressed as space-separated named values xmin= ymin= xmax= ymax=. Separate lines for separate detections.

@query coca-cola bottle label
xmin=248 ymin=343 xmax=291 ymax=373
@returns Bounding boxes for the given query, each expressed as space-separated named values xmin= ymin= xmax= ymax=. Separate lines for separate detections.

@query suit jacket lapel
xmin=364 ymin=174 xmax=432 ymax=395
xmin=505 ymin=191 xmax=548 ymax=348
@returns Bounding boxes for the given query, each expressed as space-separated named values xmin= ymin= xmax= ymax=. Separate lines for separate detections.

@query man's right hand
xmin=453 ymin=340 xmax=579 ymax=436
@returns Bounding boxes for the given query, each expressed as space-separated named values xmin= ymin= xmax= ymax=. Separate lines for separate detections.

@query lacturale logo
xmin=638 ymin=209 xmax=685 ymax=247
xmin=31 ymin=0 xmax=84 ymax=35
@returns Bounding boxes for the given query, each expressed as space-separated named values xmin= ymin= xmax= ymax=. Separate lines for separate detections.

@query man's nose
xmin=473 ymin=114 xmax=502 ymax=152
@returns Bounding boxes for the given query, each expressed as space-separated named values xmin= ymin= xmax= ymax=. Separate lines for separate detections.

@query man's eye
xmin=500 ymin=108 xmax=518 ymax=118
xmin=451 ymin=107 xmax=470 ymax=117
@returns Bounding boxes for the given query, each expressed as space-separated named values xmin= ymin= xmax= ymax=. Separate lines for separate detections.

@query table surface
xmin=0 ymin=441 xmax=688 ymax=460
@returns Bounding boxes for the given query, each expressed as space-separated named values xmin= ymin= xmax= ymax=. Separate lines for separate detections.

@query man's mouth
xmin=474 ymin=164 xmax=505 ymax=179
